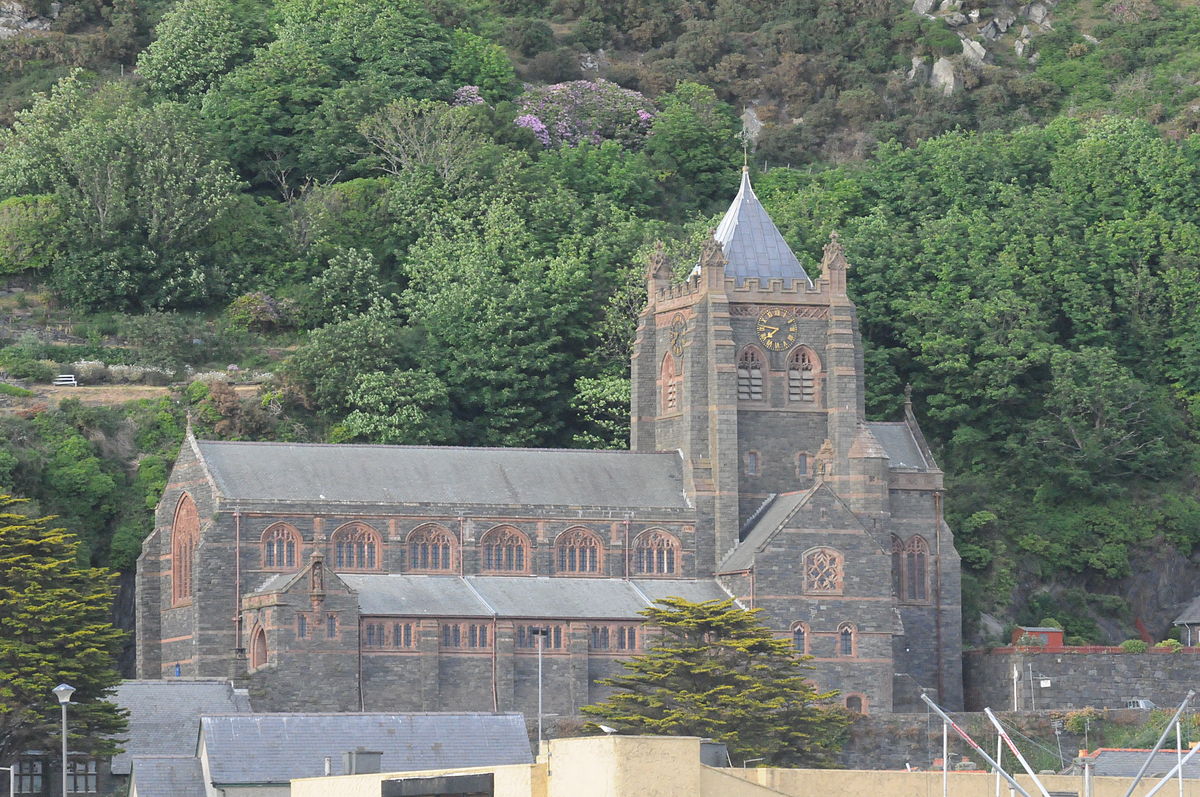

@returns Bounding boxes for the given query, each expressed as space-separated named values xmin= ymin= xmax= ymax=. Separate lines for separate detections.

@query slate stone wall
xmin=964 ymin=650 xmax=1200 ymax=711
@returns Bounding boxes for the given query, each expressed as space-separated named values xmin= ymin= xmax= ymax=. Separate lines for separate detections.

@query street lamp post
xmin=530 ymin=627 xmax=550 ymax=753
xmin=52 ymin=683 xmax=75 ymax=797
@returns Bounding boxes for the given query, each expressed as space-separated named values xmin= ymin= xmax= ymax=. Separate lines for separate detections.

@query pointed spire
xmin=712 ymin=170 xmax=811 ymax=287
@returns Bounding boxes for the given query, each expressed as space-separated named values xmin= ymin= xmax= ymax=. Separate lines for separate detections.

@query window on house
xmin=250 ymin=627 xmax=268 ymax=669
xmin=331 ymin=523 xmax=381 ymax=570
xmin=660 ymin=353 xmax=681 ymax=412
xmin=262 ymin=523 xmax=300 ymax=569
xmin=905 ymin=536 xmax=930 ymax=602
xmin=297 ymin=615 xmax=307 ymax=639
xmin=796 ymin=452 xmax=810 ymax=478
xmin=515 ymin=624 xmax=564 ymax=650
xmin=480 ymin=526 xmax=530 ymax=573
xmin=787 ymin=347 xmax=819 ymax=403
xmin=745 ymin=451 xmax=760 ymax=477
xmin=440 ymin=622 xmax=490 ymax=650
xmin=590 ymin=624 xmax=639 ymax=651
xmin=803 ymin=547 xmax=843 ymax=595
xmin=846 ymin=695 xmax=865 ymax=713
xmin=393 ymin=622 xmax=414 ymax=649
xmin=556 ymin=527 xmax=602 ymax=574
xmin=364 ymin=623 xmax=384 ymax=648
xmin=632 ymin=530 xmax=681 ymax=576
xmin=68 ymin=759 xmax=99 ymax=793
xmin=407 ymin=525 xmax=457 ymax=572
xmin=171 ymin=493 xmax=198 ymax=604
xmin=737 ymin=347 xmax=765 ymax=401
xmin=327 ymin=614 xmax=337 ymax=638
xmin=15 ymin=760 xmax=42 ymax=794
xmin=792 ymin=624 xmax=807 ymax=654
xmin=838 ymin=623 xmax=855 ymax=657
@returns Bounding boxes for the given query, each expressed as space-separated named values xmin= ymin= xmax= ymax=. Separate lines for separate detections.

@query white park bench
xmin=52 ymin=374 xmax=78 ymax=387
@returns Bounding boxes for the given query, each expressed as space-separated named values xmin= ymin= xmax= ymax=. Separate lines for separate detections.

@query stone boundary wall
xmin=964 ymin=648 xmax=1200 ymax=711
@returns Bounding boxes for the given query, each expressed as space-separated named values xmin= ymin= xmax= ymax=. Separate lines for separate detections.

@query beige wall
xmin=291 ymin=735 xmax=1200 ymax=797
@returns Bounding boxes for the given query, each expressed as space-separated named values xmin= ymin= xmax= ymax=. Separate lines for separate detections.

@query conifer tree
xmin=0 ymin=496 xmax=127 ymax=766
xmin=582 ymin=598 xmax=852 ymax=767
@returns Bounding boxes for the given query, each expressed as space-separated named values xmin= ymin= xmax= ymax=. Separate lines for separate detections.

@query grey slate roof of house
xmin=713 ymin=169 xmax=812 ymax=287
xmin=865 ymin=422 xmax=931 ymax=470
xmin=719 ymin=489 xmax=815 ymax=573
xmin=195 ymin=441 xmax=690 ymax=509
xmin=1174 ymin=595 xmax=1200 ymax=625
xmin=199 ymin=713 xmax=532 ymax=784
xmin=129 ymin=756 xmax=206 ymax=797
xmin=338 ymin=574 xmax=730 ymax=619
xmin=1084 ymin=749 xmax=1200 ymax=778
xmin=110 ymin=680 xmax=252 ymax=774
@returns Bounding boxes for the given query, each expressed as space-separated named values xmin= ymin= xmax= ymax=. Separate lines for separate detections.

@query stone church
xmin=136 ymin=170 xmax=963 ymax=717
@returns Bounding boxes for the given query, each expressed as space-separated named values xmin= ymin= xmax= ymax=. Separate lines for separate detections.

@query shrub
xmin=0 ymin=382 xmax=33 ymax=397
xmin=70 ymin=360 xmax=109 ymax=384
xmin=516 ymin=80 xmax=656 ymax=149
xmin=1120 ymin=639 xmax=1148 ymax=653
xmin=1154 ymin=639 xmax=1183 ymax=652
xmin=225 ymin=292 xmax=299 ymax=333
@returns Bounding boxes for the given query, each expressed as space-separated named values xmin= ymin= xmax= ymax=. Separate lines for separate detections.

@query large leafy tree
xmin=0 ymin=496 xmax=126 ymax=766
xmin=582 ymin=598 xmax=851 ymax=767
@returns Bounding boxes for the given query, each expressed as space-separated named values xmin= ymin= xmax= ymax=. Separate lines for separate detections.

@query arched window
xmin=787 ymin=347 xmax=820 ymax=403
xmin=556 ymin=527 xmax=603 ymax=574
xmin=745 ymin=450 xmax=761 ymax=477
xmin=331 ymin=523 xmax=381 ymax=570
xmin=632 ymin=530 xmax=681 ymax=576
xmin=845 ymin=694 xmax=866 ymax=713
xmin=408 ymin=525 xmax=457 ymax=573
xmin=250 ymin=626 xmax=267 ymax=669
xmin=480 ymin=525 xmax=531 ymax=573
xmin=904 ymin=536 xmax=930 ymax=602
xmin=660 ymin=353 xmax=682 ymax=413
xmin=803 ymin=547 xmax=843 ymax=595
xmin=796 ymin=451 xmax=810 ymax=478
xmin=838 ymin=623 xmax=856 ymax=657
xmin=792 ymin=623 xmax=808 ymax=654
xmin=737 ymin=347 xmax=765 ymax=401
xmin=891 ymin=534 xmax=904 ymax=599
xmin=261 ymin=523 xmax=300 ymax=569
xmin=171 ymin=493 xmax=198 ymax=604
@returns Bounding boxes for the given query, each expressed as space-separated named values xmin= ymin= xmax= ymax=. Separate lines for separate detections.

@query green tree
xmin=306 ymin=247 xmax=386 ymax=326
xmin=136 ymin=0 xmax=271 ymax=99
xmin=446 ymin=29 xmax=518 ymax=101
xmin=643 ymin=82 xmax=740 ymax=214
xmin=336 ymin=369 xmax=454 ymax=444
xmin=569 ymin=374 xmax=630 ymax=449
xmin=0 ymin=496 xmax=127 ymax=767
xmin=582 ymin=598 xmax=851 ymax=767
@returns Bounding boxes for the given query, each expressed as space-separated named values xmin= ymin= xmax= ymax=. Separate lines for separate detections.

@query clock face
xmin=756 ymin=307 xmax=798 ymax=351
xmin=669 ymin=314 xmax=687 ymax=355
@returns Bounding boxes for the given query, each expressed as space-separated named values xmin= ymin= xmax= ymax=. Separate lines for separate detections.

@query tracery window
xmin=480 ymin=525 xmax=530 ymax=573
xmin=892 ymin=535 xmax=930 ymax=603
xmin=261 ymin=523 xmax=300 ymax=569
xmin=737 ymin=347 xmax=765 ymax=401
xmin=407 ymin=524 xmax=457 ymax=572
xmin=838 ymin=623 xmax=856 ymax=657
xmin=515 ymin=624 xmax=564 ymax=650
xmin=632 ymin=529 xmax=681 ymax=576
xmin=441 ymin=622 xmax=490 ymax=650
xmin=787 ymin=347 xmax=820 ymax=403
xmin=660 ymin=353 xmax=682 ymax=413
xmin=250 ymin=626 xmax=268 ymax=669
xmin=556 ymin=527 xmax=603 ymax=574
xmin=792 ymin=623 xmax=808 ymax=654
xmin=803 ymin=547 xmax=843 ymax=595
xmin=171 ymin=493 xmax=198 ymax=605
xmin=331 ymin=523 xmax=381 ymax=570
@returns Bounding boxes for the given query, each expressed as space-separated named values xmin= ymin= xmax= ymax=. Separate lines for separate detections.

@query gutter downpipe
xmin=233 ymin=509 xmax=242 ymax=652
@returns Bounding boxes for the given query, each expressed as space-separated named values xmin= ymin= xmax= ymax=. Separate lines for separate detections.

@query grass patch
xmin=0 ymin=382 xmax=34 ymax=397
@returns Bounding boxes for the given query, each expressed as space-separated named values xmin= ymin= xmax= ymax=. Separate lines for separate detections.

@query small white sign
xmin=1040 ymin=679 xmax=1052 ymax=688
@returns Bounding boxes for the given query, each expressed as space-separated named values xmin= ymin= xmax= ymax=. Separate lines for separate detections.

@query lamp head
xmin=52 ymin=683 xmax=75 ymax=704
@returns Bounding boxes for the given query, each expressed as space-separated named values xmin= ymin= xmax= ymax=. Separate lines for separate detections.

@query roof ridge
xmin=196 ymin=439 xmax=677 ymax=455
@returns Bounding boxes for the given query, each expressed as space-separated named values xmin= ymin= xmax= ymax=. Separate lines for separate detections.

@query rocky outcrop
xmin=931 ymin=57 xmax=961 ymax=95
xmin=0 ymin=0 xmax=59 ymax=38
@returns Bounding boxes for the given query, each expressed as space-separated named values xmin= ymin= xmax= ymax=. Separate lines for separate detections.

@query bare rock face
xmin=931 ymin=57 xmax=961 ymax=95
xmin=945 ymin=11 xmax=969 ymax=25
xmin=1026 ymin=1 xmax=1050 ymax=25
xmin=906 ymin=55 xmax=932 ymax=84
xmin=913 ymin=0 xmax=937 ymax=15
xmin=962 ymin=38 xmax=987 ymax=63
xmin=740 ymin=105 xmax=764 ymax=144
xmin=980 ymin=19 xmax=1002 ymax=39
xmin=0 ymin=0 xmax=53 ymax=37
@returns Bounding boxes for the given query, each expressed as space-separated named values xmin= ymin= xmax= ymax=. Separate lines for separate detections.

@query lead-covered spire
xmin=712 ymin=168 xmax=812 ymax=287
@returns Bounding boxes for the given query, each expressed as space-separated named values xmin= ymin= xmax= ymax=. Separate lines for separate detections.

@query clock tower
xmin=630 ymin=168 xmax=866 ymax=568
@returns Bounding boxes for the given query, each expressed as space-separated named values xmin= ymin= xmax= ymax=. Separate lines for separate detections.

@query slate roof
xmin=866 ymin=422 xmax=931 ymax=470
xmin=337 ymin=574 xmax=729 ymax=619
xmin=713 ymin=169 xmax=811 ymax=287
xmin=110 ymin=680 xmax=252 ymax=774
xmin=1174 ymin=595 xmax=1200 ymax=625
xmin=719 ymin=489 xmax=815 ymax=573
xmin=195 ymin=441 xmax=689 ymax=509
xmin=1082 ymin=749 xmax=1200 ymax=778
xmin=199 ymin=713 xmax=532 ymax=784
xmin=129 ymin=756 xmax=206 ymax=797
